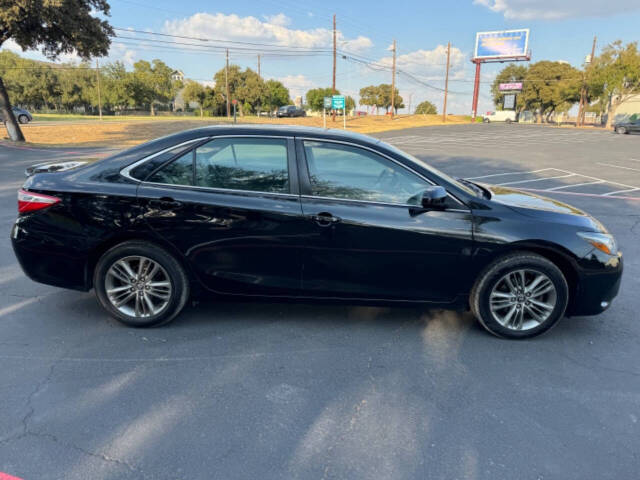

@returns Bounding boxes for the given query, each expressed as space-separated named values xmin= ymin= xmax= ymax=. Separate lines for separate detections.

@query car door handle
xmin=311 ymin=212 xmax=341 ymax=227
xmin=149 ymin=197 xmax=183 ymax=209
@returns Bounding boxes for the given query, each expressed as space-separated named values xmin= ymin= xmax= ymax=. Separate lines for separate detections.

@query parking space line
xmin=551 ymin=168 xmax=640 ymax=190
xmin=497 ymin=174 xmax=575 ymax=186
xmin=597 ymin=162 xmax=640 ymax=173
xmin=603 ymin=187 xmax=640 ymax=196
xmin=546 ymin=180 xmax=604 ymax=191
xmin=519 ymin=188 xmax=640 ymax=201
xmin=466 ymin=168 xmax=555 ymax=180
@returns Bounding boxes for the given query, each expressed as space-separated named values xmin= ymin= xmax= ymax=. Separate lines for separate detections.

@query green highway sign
xmin=332 ymin=95 xmax=345 ymax=110
xmin=323 ymin=96 xmax=333 ymax=108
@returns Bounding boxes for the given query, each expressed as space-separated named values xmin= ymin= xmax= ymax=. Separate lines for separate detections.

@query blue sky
xmin=3 ymin=0 xmax=639 ymax=114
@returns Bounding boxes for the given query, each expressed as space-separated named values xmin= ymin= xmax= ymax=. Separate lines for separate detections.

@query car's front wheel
xmin=18 ymin=114 xmax=30 ymax=124
xmin=94 ymin=241 xmax=190 ymax=327
xmin=483 ymin=118 xmax=490 ymax=123
xmin=470 ymin=252 xmax=569 ymax=338
xmin=615 ymin=126 xmax=627 ymax=134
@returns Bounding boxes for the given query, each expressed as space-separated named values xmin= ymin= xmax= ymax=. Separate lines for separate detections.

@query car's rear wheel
xmin=505 ymin=118 xmax=512 ymax=124
xmin=615 ymin=126 xmax=627 ymax=134
xmin=483 ymin=118 xmax=490 ymax=123
xmin=18 ymin=114 xmax=29 ymax=124
xmin=470 ymin=252 xmax=569 ymax=338
xmin=94 ymin=241 xmax=189 ymax=327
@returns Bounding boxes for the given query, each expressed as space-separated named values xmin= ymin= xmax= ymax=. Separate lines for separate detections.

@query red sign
xmin=232 ymin=99 xmax=238 ymax=105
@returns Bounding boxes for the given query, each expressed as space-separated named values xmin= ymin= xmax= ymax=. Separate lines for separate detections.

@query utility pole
xmin=225 ymin=49 xmax=230 ymax=118
xmin=332 ymin=14 xmax=337 ymax=121
xmin=390 ymin=39 xmax=396 ymax=118
xmin=407 ymin=92 xmax=413 ymax=114
xmin=257 ymin=54 xmax=261 ymax=78
xmin=577 ymin=36 xmax=597 ymax=127
xmin=442 ymin=41 xmax=451 ymax=122
xmin=96 ymin=59 xmax=102 ymax=120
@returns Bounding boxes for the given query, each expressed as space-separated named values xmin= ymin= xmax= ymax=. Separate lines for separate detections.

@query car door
xmin=137 ymin=135 xmax=306 ymax=296
xmin=296 ymin=138 xmax=474 ymax=302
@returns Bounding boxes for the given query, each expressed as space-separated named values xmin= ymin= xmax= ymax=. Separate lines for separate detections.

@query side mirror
xmin=421 ymin=186 xmax=448 ymax=208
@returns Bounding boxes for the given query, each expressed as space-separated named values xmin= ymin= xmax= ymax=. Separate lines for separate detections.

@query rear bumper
xmin=569 ymin=251 xmax=623 ymax=316
xmin=11 ymin=219 xmax=90 ymax=291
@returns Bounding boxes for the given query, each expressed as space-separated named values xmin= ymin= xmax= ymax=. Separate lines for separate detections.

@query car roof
xmin=165 ymin=124 xmax=382 ymax=146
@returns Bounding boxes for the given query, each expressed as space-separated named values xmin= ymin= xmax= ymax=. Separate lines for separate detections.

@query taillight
xmin=17 ymin=189 xmax=61 ymax=213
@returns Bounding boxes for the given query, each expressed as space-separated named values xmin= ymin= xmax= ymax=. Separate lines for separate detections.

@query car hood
xmin=478 ymin=182 xmax=607 ymax=233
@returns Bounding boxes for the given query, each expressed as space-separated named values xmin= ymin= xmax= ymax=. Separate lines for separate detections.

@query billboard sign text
xmin=499 ymin=82 xmax=523 ymax=91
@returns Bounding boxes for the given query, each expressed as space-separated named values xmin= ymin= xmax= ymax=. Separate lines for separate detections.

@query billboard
xmin=474 ymin=29 xmax=529 ymax=59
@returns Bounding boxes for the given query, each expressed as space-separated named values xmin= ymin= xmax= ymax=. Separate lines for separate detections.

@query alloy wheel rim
xmin=489 ymin=269 xmax=557 ymax=331
xmin=105 ymin=256 xmax=172 ymax=318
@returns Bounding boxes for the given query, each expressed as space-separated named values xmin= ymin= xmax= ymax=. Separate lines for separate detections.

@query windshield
xmin=379 ymin=140 xmax=481 ymax=197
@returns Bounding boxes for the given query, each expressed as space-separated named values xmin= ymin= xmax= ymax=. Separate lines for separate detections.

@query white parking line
xmin=546 ymin=180 xmax=604 ymax=191
xmin=466 ymin=168 xmax=555 ymax=180
xmin=498 ymin=174 xmax=575 ymax=186
xmin=597 ymin=163 xmax=640 ymax=173
xmin=603 ymin=187 xmax=640 ymax=196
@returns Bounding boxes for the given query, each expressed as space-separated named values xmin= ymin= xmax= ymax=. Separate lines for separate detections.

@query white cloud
xmin=109 ymin=42 xmax=137 ymax=66
xmin=473 ymin=0 xmax=640 ymax=20
xmin=277 ymin=74 xmax=315 ymax=99
xmin=2 ymin=39 xmax=23 ymax=53
xmin=164 ymin=12 xmax=372 ymax=52
xmin=377 ymin=44 xmax=467 ymax=80
xmin=262 ymin=13 xmax=291 ymax=27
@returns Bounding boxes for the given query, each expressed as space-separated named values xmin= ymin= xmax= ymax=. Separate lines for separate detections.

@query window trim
xmin=121 ymin=135 xmax=297 ymax=196
xmin=296 ymin=137 xmax=466 ymax=208
xmin=120 ymin=138 xmax=207 ymax=182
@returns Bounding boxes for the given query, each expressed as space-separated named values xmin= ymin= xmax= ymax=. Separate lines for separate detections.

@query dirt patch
xmin=5 ymin=114 xmax=471 ymax=147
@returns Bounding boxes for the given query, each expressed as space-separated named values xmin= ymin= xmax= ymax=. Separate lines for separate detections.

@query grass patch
xmin=10 ymin=114 xmax=471 ymax=146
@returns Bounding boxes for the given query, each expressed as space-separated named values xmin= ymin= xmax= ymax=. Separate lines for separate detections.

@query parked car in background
xmin=483 ymin=110 xmax=517 ymax=123
xmin=277 ymin=105 xmax=306 ymax=118
xmin=613 ymin=118 xmax=640 ymax=134
xmin=12 ymin=125 xmax=622 ymax=338
xmin=2 ymin=106 xmax=33 ymax=124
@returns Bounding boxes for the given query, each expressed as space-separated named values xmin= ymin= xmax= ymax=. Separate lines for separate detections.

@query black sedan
xmin=11 ymin=126 xmax=622 ymax=338
xmin=613 ymin=118 xmax=640 ymax=134
xmin=277 ymin=105 xmax=306 ymax=117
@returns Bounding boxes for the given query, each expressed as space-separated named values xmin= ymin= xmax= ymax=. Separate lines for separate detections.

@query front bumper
xmin=569 ymin=250 xmax=623 ymax=316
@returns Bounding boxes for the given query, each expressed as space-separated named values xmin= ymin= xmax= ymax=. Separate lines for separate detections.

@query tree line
xmin=0 ymin=51 xmax=296 ymax=116
xmin=491 ymin=41 xmax=640 ymax=126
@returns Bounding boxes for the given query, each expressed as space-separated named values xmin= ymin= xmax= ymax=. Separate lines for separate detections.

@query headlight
xmin=578 ymin=232 xmax=617 ymax=255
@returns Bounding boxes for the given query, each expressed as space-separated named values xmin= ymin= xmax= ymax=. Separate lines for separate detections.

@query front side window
xmin=303 ymin=141 xmax=427 ymax=204
xmin=145 ymin=137 xmax=290 ymax=194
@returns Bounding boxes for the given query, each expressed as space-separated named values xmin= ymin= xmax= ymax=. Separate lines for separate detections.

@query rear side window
xmin=195 ymin=138 xmax=289 ymax=193
xmin=147 ymin=151 xmax=193 ymax=185
xmin=129 ymin=141 xmax=199 ymax=181
xmin=144 ymin=137 xmax=290 ymax=194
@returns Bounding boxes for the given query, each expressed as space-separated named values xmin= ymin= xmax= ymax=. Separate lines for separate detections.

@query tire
xmin=505 ymin=118 xmax=512 ymax=124
xmin=616 ymin=126 xmax=627 ymax=134
xmin=18 ymin=114 xmax=29 ymax=124
xmin=93 ymin=241 xmax=190 ymax=327
xmin=470 ymin=252 xmax=569 ymax=339
xmin=483 ymin=118 xmax=490 ymax=123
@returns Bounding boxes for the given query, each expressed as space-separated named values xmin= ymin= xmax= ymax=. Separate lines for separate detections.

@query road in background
xmin=1 ymin=124 xmax=639 ymax=480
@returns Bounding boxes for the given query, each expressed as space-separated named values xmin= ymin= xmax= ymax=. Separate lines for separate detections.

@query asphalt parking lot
xmin=1 ymin=124 xmax=639 ymax=480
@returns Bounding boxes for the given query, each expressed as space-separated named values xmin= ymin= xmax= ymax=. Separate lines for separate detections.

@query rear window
xmin=128 ymin=141 xmax=200 ymax=181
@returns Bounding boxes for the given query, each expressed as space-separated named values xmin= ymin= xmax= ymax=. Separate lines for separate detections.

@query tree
xmin=131 ymin=59 xmax=181 ymax=114
xmin=263 ymin=80 xmax=290 ymax=112
xmin=182 ymin=80 xmax=206 ymax=117
xmin=491 ymin=64 xmax=528 ymax=111
xmin=520 ymin=61 xmax=582 ymax=122
xmin=359 ymin=85 xmax=379 ymax=113
xmin=590 ymin=41 xmax=640 ymax=128
xmin=305 ymin=87 xmax=336 ymax=112
xmin=415 ymin=100 xmax=437 ymax=115
xmin=0 ymin=0 xmax=113 ymax=141
xmin=101 ymin=61 xmax=134 ymax=111
xmin=345 ymin=95 xmax=356 ymax=113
